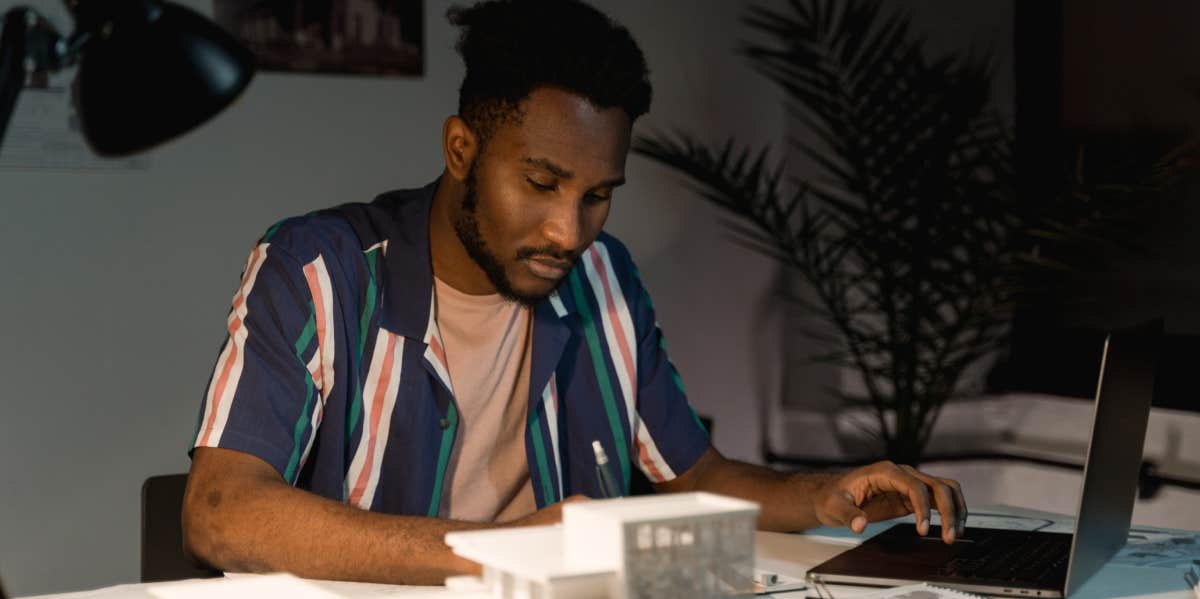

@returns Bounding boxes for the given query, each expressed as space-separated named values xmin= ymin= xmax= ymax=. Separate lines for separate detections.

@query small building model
xmin=445 ymin=492 xmax=759 ymax=599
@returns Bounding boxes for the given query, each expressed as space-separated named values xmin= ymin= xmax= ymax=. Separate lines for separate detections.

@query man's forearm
xmin=664 ymin=447 xmax=962 ymax=541
xmin=687 ymin=454 xmax=838 ymax=532
xmin=183 ymin=450 xmax=488 ymax=585
xmin=193 ymin=485 xmax=485 ymax=584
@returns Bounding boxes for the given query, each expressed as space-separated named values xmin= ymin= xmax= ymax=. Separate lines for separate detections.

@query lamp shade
xmin=72 ymin=1 xmax=254 ymax=157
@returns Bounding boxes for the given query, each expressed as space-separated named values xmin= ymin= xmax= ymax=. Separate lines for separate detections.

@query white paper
xmin=147 ymin=573 xmax=345 ymax=599
xmin=849 ymin=582 xmax=983 ymax=599
xmin=1115 ymin=526 xmax=1200 ymax=570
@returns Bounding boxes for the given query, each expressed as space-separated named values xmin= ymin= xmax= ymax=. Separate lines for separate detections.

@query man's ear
xmin=442 ymin=115 xmax=479 ymax=183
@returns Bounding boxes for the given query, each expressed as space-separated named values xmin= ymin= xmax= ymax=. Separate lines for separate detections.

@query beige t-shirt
xmin=434 ymin=276 xmax=537 ymax=522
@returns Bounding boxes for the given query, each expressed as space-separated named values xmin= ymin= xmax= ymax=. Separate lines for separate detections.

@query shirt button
xmin=439 ymin=418 xmax=449 ymax=429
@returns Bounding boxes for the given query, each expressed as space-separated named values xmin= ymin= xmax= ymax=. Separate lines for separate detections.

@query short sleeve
xmin=191 ymin=234 xmax=325 ymax=483
xmin=601 ymin=240 xmax=710 ymax=483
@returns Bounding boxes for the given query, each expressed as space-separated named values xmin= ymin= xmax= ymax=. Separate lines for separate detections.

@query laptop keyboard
xmin=937 ymin=532 xmax=1072 ymax=583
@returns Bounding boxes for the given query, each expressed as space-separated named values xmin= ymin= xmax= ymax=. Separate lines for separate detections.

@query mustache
xmin=515 ymin=246 xmax=576 ymax=264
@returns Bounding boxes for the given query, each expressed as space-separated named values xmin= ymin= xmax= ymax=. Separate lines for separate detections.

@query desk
xmin=23 ymin=506 xmax=1198 ymax=599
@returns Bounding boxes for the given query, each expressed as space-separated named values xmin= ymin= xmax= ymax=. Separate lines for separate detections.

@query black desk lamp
xmin=0 ymin=0 xmax=254 ymax=157
xmin=0 ymin=2 xmax=251 ymax=594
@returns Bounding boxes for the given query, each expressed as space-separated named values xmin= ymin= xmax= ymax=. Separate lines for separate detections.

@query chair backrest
xmin=141 ymin=473 xmax=222 ymax=582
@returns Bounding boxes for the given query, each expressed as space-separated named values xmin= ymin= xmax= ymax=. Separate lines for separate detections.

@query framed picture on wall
xmin=212 ymin=0 xmax=424 ymax=77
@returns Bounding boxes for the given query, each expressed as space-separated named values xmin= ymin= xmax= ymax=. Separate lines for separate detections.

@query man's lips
xmin=523 ymin=256 xmax=572 ymax=280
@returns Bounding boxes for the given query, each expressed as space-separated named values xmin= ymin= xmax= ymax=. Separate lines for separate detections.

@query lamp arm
xmin=0 ymin=7 xmax=71 ymax=153
xmin=0 ymin=7 xmax=31 ymax=153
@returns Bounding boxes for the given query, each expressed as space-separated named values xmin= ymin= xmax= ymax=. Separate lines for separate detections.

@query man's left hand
xmin=812 ymin=461 xmax=967 ymax=544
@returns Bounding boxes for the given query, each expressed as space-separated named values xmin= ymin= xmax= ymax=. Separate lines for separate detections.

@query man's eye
xmin=527 ymin=177 xmax=556 ymax=192
xmin=586 ymin=191 xmax=612 ymax=203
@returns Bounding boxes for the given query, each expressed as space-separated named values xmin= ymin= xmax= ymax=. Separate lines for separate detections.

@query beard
xmin=452 ymin=167 xmax=572 ymax=306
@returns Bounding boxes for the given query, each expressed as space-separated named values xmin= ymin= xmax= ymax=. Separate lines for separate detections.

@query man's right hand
xmin=505 ymin=494 xmax=590 ymax=527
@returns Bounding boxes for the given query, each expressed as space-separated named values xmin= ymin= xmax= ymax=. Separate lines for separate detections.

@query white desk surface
xmin=23 ymin=505 xmax=1198 ymax=599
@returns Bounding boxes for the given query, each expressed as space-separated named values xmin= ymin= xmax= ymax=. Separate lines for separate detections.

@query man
xmin=183 ymin=0 xmax=967 ymax=586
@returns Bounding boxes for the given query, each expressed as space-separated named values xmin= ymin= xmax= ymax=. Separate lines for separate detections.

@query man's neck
xmin=428 ymin=172 xmax=497 ymax=296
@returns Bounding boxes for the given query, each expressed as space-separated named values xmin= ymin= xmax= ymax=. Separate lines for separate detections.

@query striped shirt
xmin=191 ymin=178 xmax=710 ymax=515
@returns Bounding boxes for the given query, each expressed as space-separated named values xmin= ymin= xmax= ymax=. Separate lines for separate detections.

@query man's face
xmin=453 ymin=86 xmax=631 ymax=305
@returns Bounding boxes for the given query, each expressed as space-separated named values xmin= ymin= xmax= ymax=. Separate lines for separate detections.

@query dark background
xmin=994 ymin=0 xmax=1200 ymax=414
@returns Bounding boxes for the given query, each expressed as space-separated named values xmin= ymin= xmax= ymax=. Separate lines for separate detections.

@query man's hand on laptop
xmin=813 ymin=461 xmax=966 ymax=544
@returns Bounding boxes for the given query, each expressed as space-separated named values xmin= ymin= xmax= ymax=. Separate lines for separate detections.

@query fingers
xmin=900 ymin=465 xmax=961 ymax=544
xmin=821 ymin=489 xmax=871 ymax=534
xmin=867 ymin=462 xmax=932 ymax=537
xmin=830 ymin=462 xmax=969 ymax=544
xmin=946 ymin=477 xmax=968 ymax=533
xmin=861 ymin=492 xmax=911 ymax=522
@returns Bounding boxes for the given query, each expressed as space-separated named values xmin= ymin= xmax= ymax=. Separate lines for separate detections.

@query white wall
xmin=0 ymin=1 xmax=785 ymax=595
xmin=3 ymin=1 xmax=1195 ymax=596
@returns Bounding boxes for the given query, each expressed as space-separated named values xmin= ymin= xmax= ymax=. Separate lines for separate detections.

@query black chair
xmin=141 ymin=474 xmax=222 ymax=582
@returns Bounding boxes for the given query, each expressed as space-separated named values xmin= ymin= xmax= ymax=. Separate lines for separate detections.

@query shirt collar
xmin=371 ymin=177 xmax=577 ymax=341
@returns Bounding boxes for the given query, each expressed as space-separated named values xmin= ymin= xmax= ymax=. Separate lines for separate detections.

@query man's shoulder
xmin=256 ymin=210 xmax=368 ymax=265
xmin=591 ymin=230 xmax=637 ymax=275
xmin=259 ymin=180 xmax=437 ymax=263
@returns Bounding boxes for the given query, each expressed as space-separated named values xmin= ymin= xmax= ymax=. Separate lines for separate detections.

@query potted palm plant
xmin=634 ymin=0 xmax=1022 ymax=465
xmin=635 ymin=0 xmax=1195 ymax=465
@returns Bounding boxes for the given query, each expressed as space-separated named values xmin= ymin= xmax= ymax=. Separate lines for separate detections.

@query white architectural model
xmin=445 ymin=492 xmax=759 ymax=599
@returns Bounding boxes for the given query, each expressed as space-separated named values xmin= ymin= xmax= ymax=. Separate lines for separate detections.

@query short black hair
xmin=447 ymin=0 xmax=652 ymax=145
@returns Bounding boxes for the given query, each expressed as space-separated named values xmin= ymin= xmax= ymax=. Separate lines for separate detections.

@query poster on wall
xmin=212 ymin=0 xmax=424 ymax=77
xmin=0 ymin=88 xmax=150 ymax=172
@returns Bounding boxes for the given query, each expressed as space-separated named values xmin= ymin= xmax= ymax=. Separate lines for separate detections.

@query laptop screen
xmin=1064 ymin=319 xmax=1161 ymax=595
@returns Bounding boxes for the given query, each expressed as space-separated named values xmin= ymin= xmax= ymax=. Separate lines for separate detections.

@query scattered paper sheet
xmin=1116 ymin=526 xmax=1200 ymax=570
xmin=843 ymin=582 xmax=984 ymax=598
xmin=148 ymin=573 xmax=345 ymax=599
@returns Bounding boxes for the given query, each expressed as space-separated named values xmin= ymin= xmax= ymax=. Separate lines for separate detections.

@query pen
xmin=592 ymin=440 xmax=623 ymax=498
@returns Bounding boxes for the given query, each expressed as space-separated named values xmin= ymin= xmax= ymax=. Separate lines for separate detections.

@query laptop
xmin=806 ymin=319 xmax=1162 ymax=598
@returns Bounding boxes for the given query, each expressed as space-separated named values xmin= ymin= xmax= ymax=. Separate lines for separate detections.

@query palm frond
xmin=632 ymin=0 xmax=1182 ymax=464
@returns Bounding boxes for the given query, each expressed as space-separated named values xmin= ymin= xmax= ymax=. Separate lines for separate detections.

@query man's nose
xmin=540 ymin=201 xmax=584 ymax=253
